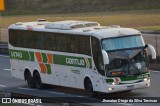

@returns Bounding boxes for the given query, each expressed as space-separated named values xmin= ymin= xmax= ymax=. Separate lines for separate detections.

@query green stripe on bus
xmin=106 ymin=73 xmax=150 ymax=83
xmin=53 ymin=54 xmax=92 ymax=68
xmin=29 ymin=51 xmax=34 ymax=61
xmin=9 ymin=49 xmax=92 ymax=69
xmin=10 ymin=49 xmax=30 ymax=61
xmin=45 ymin=64 xmax=51 ymax=74
xmin=41 ymin=53 xmax=48 ymax=63
xmin=106 ymin=79 xmax=114 ymax=83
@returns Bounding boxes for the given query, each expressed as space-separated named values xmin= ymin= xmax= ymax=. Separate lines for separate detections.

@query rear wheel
xmin=84 ymin=78 xmax=98 ymax=97
xmin=34 ymin=72 xmax=44 ymax=89
xmin=25 ymin=71 xmax=35 ymax=88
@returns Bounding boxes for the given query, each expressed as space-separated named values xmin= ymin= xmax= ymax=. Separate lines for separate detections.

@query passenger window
xmin=56 ymin=34 xmax=67 ymax=52
xmin=35 ymin=32 xmax=44 ymax=50
xmin=44 ymin=33 xmax=56 ymax=51
xmin=79 ymin=36 xmax=91 ymax=55
xmin=67 ymin=35 xmax=78 ymax=53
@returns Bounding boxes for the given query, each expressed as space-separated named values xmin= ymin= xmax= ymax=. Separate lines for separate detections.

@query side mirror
xmin=146 ymin=44 xmax=156 ymax=59
xmin=102 ymin=50 xmax=109 ymax=65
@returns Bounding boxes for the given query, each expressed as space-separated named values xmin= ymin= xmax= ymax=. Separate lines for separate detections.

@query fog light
xmin=109 ymin=88 xmax=114 ymax=91
xmin=146 ymin=83 xmax=150 ymax=87
xmin=144 ymin=78 xmax=148 ymax=81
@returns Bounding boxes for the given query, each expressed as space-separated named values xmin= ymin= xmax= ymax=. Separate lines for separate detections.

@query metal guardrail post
xmin=155 ymin=34 xmax=158 ymax=58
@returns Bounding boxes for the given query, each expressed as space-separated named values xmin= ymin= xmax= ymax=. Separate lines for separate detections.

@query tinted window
xmin=67 ymin=35 xmax=78 ymax=53
xmin=56 ymin=34 xmax=67 ymax=52
xmin=92 ymin=37 xmax=104 ymax=75
xmin=79 ymin=36 xmax=91 ymax=55
xmin=44 ymin=33 xmax=56 ymax=51
xmin=9 ymin=30 xmax=91 ymax=56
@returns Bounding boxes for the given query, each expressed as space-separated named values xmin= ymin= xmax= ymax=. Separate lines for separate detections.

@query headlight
xmin=110 ymin=82 xmax=119 ymax=85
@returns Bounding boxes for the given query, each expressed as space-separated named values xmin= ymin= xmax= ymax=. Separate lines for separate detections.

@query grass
xmin=1 ymin=10 xmax=160 ymax=31
xmin=3 ymin=0 xmax=160 ymax=15
xmin=140 ymin=26 xmax=160 ymax=31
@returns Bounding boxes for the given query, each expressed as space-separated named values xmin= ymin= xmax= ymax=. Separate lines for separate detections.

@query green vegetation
xmin=3 ymin=0 xmax=160 ymax=15
xmin=140 ymin=26 xmax=160 ymax=31
xmin=1 ymin=0 xmax=160 ymax=31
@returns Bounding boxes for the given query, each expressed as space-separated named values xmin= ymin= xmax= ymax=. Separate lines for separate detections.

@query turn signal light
xmin=111 ymin=71 xmax=123 ymax=75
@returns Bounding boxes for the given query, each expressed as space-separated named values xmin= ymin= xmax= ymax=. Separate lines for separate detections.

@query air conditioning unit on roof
xmin=45 ymin=20 xmax=100 ymax=30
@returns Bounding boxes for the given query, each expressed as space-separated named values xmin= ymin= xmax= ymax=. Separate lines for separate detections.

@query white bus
xmin=8 ymin=20 xmax=156 ymax=96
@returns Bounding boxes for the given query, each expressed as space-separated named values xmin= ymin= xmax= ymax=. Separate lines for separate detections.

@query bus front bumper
xmin=105 ymin=80 xmax=150 ymax=93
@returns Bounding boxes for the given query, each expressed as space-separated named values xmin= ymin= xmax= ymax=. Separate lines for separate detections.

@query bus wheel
xmin=25 ymin=71 xmax=35 ymax=88
xmin=84 ymin=78 xmax=98 ymax=97
xmin=34 ymin=72 xmax=43 ymax=89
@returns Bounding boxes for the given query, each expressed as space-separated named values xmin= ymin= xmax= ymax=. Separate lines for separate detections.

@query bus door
xmin=91 ymin=37 xmax=104 ymax=75
xmin=10 ymin=54 xmax=23 ymax=79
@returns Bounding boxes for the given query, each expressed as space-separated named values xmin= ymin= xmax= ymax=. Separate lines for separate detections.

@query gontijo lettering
xmin=11 ymin=51 xmax=23 ymax=59
xmin=66 ymin=58 xmax=85 ymax=66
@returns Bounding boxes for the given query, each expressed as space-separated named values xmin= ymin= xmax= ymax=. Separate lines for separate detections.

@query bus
xmin=8 ymin=20 xmax=156 ymax=96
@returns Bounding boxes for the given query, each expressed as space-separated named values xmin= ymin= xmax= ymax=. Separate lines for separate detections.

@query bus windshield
xmin=102 ymin=35 xmax=145 ymax=51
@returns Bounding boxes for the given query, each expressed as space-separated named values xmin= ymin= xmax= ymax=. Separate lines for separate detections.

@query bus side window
xmin=56 ymin=34 xmax=67 ymax=52
xmin=23 ymin=31 xmax=29 ymax=48
xmin=35 ymin=32 xmax=44 ymax=50
xmin=28 ymin=31 xmax=35 ymax=48
xmin=16 ymin=30 xmax=24 ymax=47
xmin=79 ymin=36 xmax=91 ymax=56
xmin=67 ymin=35 xmax=78 ymax=53
xmin=44 ymin=33 xmax=56 ymax=51
xmin=9 ymin=29 xmax=16 ymax=46
xmin=91 ymin=37 xmax=104 ymax=75
xmin=44 ymin=33 xmax=52 ymax=51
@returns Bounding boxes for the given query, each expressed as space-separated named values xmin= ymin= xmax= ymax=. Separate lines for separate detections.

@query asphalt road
xmin=0 ymin=55 xmax=160 ymax=106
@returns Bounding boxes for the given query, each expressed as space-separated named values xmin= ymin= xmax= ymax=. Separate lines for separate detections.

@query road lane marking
xmin=18 ymin=87 xmax=36 ymax=91
xmin=151 ymin=71 xmax=160 ymax=73
xmin=0 ymin=55 xmax=9 ymax=58
xmin=3 ymin=69 xmax=11 ymax=71
xmin=0 ymin=85 xmax=7 ymax=87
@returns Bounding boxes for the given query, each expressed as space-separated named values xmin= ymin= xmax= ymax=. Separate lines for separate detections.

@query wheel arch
xmin=84 ymin=75 xmax=94 ymax=90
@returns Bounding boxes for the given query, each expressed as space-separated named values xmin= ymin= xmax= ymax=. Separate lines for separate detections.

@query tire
xmin=84 ymin=78 xmax=98 ymax=97
xmin=26 ymin=71 xmax=35 ymax=88
xmin=34 ymin=72 xmax=43 ymax=89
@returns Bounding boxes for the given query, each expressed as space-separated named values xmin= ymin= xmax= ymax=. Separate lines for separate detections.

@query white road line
xmin=118 ymin=103 xmax=133 ymax=106
xmin=151 ymin=71 xmax=160 ymax=73
xmin=0 ymin=85 xmax=7 ymax=88
xmin=18 ymin=87 xmax=36 ymax=91
xmin=0 ymin=55 xmax=9 ymax=58
xmin=76 ymin=95 xmax=88 ymax=98
xmin=3 ymin=69 xmax=11 ymax=71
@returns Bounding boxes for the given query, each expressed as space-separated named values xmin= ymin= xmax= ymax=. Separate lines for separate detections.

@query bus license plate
xmin=127 ymin=85 xmax=134 ymax=90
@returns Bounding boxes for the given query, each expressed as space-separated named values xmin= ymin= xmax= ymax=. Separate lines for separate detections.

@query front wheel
xmin=84 ymin=79 xmax=98 ymax=97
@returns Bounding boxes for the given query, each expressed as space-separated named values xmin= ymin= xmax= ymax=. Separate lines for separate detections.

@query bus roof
xmin=8 ymin=20 xmax=141 ymax=39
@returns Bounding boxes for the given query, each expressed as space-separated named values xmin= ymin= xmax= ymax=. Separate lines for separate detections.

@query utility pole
xmin=0 ymin=12 xmax=2 ymax=42
xmin=0 ymin=0 xmax=5 ymax=42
